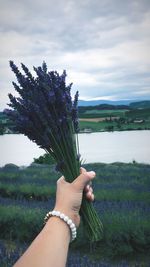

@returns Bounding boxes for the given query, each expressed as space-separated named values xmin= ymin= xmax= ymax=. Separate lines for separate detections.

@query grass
xmin=0 ymin=182 xmax=56 ymax=200
xmin=95 ymin=189 xmax=150 ymax=202
xmin=0 ymin=165 xmax=58 ymax=200
xmin=0 ymin=205 xmax=44 ymax=242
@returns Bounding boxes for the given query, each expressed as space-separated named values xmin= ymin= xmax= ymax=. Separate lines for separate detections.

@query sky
xmin=0 ymin=0 xmax=150 ymax=110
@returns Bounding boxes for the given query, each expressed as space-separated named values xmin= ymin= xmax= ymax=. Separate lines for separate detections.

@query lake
xmin=0 ymin=130 xmax=150 ymax=167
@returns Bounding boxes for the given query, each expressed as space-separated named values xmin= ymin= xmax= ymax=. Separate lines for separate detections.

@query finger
xmin=80 ymin=167 xmax=86 ymax=174
xmin=89 ymin=187 xmax=93 ymax=194
xmin=73 ymin=171 xmax=96 ymax=191
xmin=86 ymin=191 xmax=95 ymax=201
xmin=84 ymin=184 xmax=93 ymax=193
xmin=57 ymin=176 xmax=66 ymax=185
xmin=84 ymin=184 xmax=90 ymax=192
xmin=81 ymin=168 xmax=93 ymax=191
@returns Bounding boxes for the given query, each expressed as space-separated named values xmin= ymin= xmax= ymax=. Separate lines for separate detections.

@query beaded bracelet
xmin=44 ymin=210 xmax=77 ymax=242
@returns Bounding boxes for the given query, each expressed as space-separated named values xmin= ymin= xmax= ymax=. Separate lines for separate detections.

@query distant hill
xmin=78 ymin=99 xmax=138 ymax=106
xmin=129 ymin=101 xmax=150 ymax=109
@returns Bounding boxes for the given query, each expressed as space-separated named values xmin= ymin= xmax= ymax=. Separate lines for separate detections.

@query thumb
xmin=57 ymin=176 xmax=67 ymax=185
xmin=72 ymin=170 xmax=96 ymax=191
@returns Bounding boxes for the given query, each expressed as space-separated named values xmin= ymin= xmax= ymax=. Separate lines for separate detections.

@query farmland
xmin=0 ymin=162 xmax=150 ymax=266
xmin=79 ymin=104 xmax=150 ymax=132
xmin=1 ymin=100 xmax=150 ymax=134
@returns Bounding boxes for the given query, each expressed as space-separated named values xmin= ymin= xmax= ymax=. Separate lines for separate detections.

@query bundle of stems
xmin=5 ymin=61 xmax=103 ymax=241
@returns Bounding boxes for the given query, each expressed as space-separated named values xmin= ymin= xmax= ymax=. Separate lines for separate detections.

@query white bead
xmin=52 ymin=211 xmax=57 ymax=216
xmin=60 ymin=213 xmax=65 ymax=219
xmin=44 ymin=210 xmax=77 ymax=242
xmin=70 ymin=223 xmax=74 ymax=229
xmin=67 ymin=219 xmax=72 ymax=225
xmin=64 ymin=216 xmax=69 ymax=222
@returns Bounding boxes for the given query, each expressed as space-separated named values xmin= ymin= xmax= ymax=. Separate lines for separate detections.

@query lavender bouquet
xmin=5 ymin=61 xmax=103 ymax=242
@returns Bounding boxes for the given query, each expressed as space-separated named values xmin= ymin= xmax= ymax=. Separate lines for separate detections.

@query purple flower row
xmin=1 ymin=197 xmax=149 ymax=217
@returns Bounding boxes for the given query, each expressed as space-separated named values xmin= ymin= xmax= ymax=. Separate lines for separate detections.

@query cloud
xmin=0 ymin=0 xmax=150 ymax=109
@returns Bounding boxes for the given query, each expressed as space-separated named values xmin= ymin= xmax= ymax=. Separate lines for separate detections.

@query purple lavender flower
xmin=5 ymin=61 xmax=103 ymax=242
xmin=72 ymin=91 xmax=79 ymax=132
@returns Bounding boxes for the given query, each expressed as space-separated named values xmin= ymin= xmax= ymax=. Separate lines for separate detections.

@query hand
xmin=54 ymin=167 xmax=96 ymax=227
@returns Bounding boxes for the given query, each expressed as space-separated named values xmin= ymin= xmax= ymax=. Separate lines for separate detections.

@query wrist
xmin=44 ymin=210 xmax=77 ymax=242
xmin=44 ymin=216 xmax=70 ymax=242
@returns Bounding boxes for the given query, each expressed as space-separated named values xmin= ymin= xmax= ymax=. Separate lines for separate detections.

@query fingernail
xmin=89 ymin=171 xmax=95 ymax=177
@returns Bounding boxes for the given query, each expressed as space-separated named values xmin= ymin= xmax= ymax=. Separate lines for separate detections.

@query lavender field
xmin=0 ymin=162 xmax=150 ymax=266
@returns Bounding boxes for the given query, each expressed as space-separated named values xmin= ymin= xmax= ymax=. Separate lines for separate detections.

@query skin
xmin=13 ymin=168 xmax=95 ymax=267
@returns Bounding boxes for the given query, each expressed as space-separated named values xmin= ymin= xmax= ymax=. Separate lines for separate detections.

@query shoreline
xmin=1 ymin=127 xmax=150 ymax=135
xmin=1 ymin=161 xmax=150 ymax=169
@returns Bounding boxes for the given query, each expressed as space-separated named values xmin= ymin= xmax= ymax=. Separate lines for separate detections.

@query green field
xmin=126 ymin=108 xmax=150 ymax=120
xmin=79 ymin=120 xmax=150 ymax=132
xmin=1 ymin=104 xmax=150 ymax=134
xmin=80 ymin=107 xmax=150 ymax=120
xmin=79 ymin=106 xmax=150 ymax=132
xmin=0 ymin=162 xmax=150 ymax=266
xmin=82 ymin=109 xmax=128 ymax=117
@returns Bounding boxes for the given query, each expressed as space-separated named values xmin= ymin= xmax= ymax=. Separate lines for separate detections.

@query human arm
xmin=13 ymin=168 xmax=95 ymax=267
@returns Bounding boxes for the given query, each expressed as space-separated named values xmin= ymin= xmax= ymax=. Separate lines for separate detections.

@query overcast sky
xmin=0 ymin=0 xmax=150 ymax=110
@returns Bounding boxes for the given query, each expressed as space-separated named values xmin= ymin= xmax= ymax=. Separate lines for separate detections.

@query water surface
xmin=0 ymin=130 xmax=149 ymax=167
